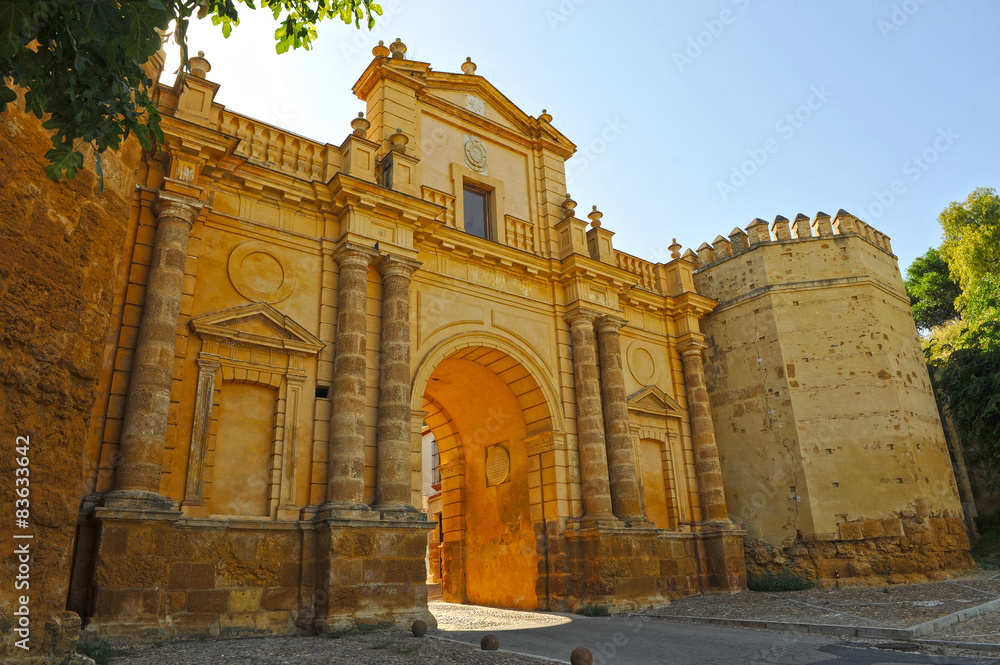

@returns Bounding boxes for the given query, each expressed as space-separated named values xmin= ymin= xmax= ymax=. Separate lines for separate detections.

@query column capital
xmin=595 ymin=314 xmax=628 ymax=335
xmin=196 ymin=356 xmax=221 ymax=371
xmin=675 ymin=334 xmax=708 ymax=356
xmin=377 ymin=253 xmax=421 ymax=279
xmin=153 ymin=190 xmax=204 ymax=225
xmin=332 ymin=241 xmax=379 ymax=267
xmin=564 ymin=307 xmax=601 ymax=327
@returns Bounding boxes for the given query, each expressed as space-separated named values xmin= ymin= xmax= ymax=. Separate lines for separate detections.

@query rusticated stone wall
xmin=745 ymin=515 xmax=974 ymax=585
xmin=0 ymin=91 xmax=143 ymax=662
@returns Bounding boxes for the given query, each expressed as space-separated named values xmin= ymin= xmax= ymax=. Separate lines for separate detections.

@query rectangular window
xmin=431 ymin=439 xmax=441 ymax=486
xmin=463 ymin=185 xmax=490 ymax=239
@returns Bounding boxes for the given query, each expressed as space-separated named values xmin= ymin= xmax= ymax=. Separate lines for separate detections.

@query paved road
xmin=436 ymin=612 xmax=1000 ymax=665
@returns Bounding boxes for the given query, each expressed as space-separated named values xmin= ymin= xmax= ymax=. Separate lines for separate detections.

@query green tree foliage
xmin=923 ymin=187 xmax=1000 ymax=495
xmin=939 ymin=187 xmax=1000 ymax=294
xmin=963 ymin=273 xmax=1000 ymax=329
xmin=0 ymin=0 xmax=381 ymax=189
xmin=936 ymin=321 xmax=1000 ymax=491
xmin=905 ymin=247 xmax=962 ymax=331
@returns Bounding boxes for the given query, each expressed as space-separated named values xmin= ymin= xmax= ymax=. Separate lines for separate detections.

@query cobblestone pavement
xmin=645 ymin=573 xmax=1000 ymax=629
xmin=109 ymin=631 xmax=550 ymax=665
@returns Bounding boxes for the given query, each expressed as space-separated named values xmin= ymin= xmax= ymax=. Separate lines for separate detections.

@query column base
xmin=695 ymin=524 xmax=747 ymax=593
xmin=374 ymin=503 xmax=423 ymax=520
xmin=317 ymin=501 xmax=377 ymax=521
xmin=313 ymin=517 xmax=435 ymax=634
xmin=101 ymin=490 xmax=178 ymax=513
xmin=576 ymin=513 xmax=623 ymax=529
xmin=564 ymin=525 xmax=666 ymax=613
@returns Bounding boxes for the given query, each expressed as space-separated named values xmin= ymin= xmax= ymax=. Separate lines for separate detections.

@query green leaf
xmin=44 ymin=145 xmax=85 ymax=182
xmin=0 ymin=85 xmax=16 ymax=112
xmin=0 ymin=0 xmax=33 ymax=58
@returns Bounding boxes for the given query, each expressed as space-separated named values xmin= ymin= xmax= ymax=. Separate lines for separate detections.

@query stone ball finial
xmin=188 ymin=51 xmax=211 ymax=79
xmin=539 ymin=109 xmax=553 ymax=123
xmin=669 ymin=238 xmax=682 ymax=259
xmin=588 ymin=205 xmax=603 ymax=228
xmin=411 ymin=619 xmax=427 ymax=637
xmin=461 ymin=57 xmax=477 ymax=75
xmin=389 ymin=38 xmax=407 ymax=59
xmin=481 ymin=635 xmax=499 ymax=650
xmin=351 ymin=112 xmax=370 ymax=137
xmin=389 ymin=127 xmax=409 ymax=153
xmin=372 ymin=40 xmax=390 ymax=58
xmin=562 ymin=193 xmax=577 ymax=218
xmin=570 ymin=647 xmax=594 ymax=665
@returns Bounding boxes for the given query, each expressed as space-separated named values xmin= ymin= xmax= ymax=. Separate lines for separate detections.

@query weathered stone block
xmin=837 ymin=522 xmax=863 ymax=541
xmin=861 ymin=520 xmax=885 ymax=539
xmin=186 ymin=590 xmax=229 ymax=614
xmin=882 ymin=518 xmax=905 ymax=537
xmin=169 ymin=562 xmax=216 ymax=590
xmin=229 ymin=589 xmax=262 ymax=613
xmin=262 ymin=588 xmax=298 ymax=611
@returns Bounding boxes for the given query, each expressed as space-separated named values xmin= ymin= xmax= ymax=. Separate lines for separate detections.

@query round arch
xmin=411 ymin=331 xmax=565 ymax=435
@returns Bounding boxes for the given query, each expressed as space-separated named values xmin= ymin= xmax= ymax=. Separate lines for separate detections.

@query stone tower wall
xmin=693 ymin=213 xmax=973 ymax=583
xmin=0 ymin=91 xmax=145 ymax=662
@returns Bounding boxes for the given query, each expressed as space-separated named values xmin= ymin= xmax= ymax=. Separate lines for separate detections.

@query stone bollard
xmin=481 ymin=634 xmax=499 ymax=650
xmin=411 ymin=620 xmax=427 ymax=637
xmin=571 ymin=646 xmax=594 ymax=665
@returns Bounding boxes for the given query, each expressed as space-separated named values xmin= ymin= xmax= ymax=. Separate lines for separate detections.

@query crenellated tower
xmin=692 ymin=210 xmax=973 ymax=582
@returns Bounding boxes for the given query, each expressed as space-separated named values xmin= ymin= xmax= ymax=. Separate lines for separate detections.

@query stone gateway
xmin=2 ymin=39 xmax=971 ymax=648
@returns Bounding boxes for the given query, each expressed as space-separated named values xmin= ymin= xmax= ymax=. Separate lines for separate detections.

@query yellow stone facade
xmin=62 ymin=41 xmax=970 ymax=639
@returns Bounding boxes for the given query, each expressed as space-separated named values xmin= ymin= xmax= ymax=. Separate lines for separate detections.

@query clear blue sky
xmin=163 ymin=0 xmax=1000 ymax=273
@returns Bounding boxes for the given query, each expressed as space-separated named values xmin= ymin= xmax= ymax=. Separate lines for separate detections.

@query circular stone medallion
xmin=228 ymin=242 xmax=296 ymax=303
xmin=485 ymin=444 xmax=510 ymax=486
xmin=627 ymin=343 xmax=657 ymax=384
xmin=464 ymin=135 xmax=488 ymax=175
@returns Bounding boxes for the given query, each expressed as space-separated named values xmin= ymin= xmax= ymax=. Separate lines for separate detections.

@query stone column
xmin=595 ymin=316 xmax=645 ymax=523
xmin=375 ymin=254 xmax=421 ymax=513
xmin=678 ymin=340 xmax=730 ymax=524
xmin=565 ymin=310 xmax=615 ymax=525
xmin=108 ymin=191 xmax=201 ymax=508
xmin=323 ymin=243 xmax=377 ymax=513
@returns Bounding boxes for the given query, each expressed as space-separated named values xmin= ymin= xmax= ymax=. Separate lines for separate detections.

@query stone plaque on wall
xmin=485 ymin=444 xmax=510 ymax=486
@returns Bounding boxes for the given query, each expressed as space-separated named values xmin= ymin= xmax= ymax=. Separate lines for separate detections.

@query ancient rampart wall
xmin=693 ymin=211 xmax=973 ymax=583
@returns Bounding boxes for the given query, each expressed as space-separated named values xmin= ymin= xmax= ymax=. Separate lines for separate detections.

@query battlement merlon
xmin=693 ymin=210 xmax=894 ymax=271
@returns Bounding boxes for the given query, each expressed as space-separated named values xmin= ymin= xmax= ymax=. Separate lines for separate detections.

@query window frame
xmin=462 ymin=183 xmax=492 ymax=241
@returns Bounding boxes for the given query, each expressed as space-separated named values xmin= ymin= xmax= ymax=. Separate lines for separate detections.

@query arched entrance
xmin=413 ymin=338 xmax=561 ymax=610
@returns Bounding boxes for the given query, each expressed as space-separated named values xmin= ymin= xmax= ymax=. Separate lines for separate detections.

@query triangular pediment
xmin=353 ymin=55 xmax=575 ymax=158
xmin=420 ymin=73 xmax=574 ymax=154
xmin=627 ymin=385 xmax=684 ymax=417
xmin=191 ymin=303 xmax=323 ymax=355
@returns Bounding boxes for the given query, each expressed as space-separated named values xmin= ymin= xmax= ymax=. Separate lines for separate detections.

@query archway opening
xmin=419 ymin=345 xmax=554 ymax=610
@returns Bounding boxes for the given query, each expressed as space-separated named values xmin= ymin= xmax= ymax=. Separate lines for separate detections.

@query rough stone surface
xmin=694 ymin=221 xmax=972 ymax=579
xmin=0 ymin=89 xmax=142 ymax=662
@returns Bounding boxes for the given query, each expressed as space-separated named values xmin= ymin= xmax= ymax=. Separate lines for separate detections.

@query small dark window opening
xmin=380 ymin=159 xmax=393 ymax=190
xmin=463 ymin=185 xmax=490 ymax=239
xmin=315 ymin=385 xmax=330 ymax=399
